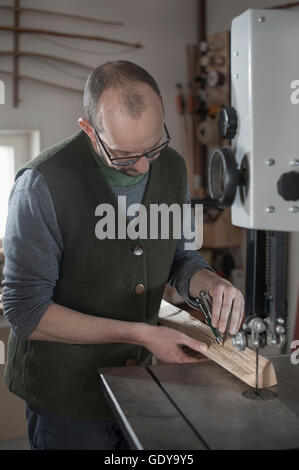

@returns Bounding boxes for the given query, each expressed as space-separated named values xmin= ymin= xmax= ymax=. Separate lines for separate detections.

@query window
xmin=0 ymin=131 xmax=40 ymax=240
xmin=0 ymin=146 xmax=15 ymax=238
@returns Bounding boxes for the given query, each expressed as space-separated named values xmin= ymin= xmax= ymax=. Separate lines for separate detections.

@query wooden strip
xmin=0 ymin=5 xmax=123 ymax=26
xmin=0 ymin=51 xmax=92 ymax=70
xmin=198 ymin=0 xmax=206 ymax=43
xmin=185 ymin=45 xmax=196 ymax=196
xmin=158 ymin=300 xmax=277 ymax=388
xmin=0 ymin=26 xmax=142 ymax=49
xmin=0 ymin=69 xmax=82 ymax=94
xmin=197 ymin=0 xmax=207 ymax=196
xmin=13 ymin=0 xmax=20 ymax=107
xmin=270 ymin=1 xmax=299 ymax=9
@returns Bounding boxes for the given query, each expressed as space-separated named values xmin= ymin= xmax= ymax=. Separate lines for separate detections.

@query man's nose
xmin=132 ymin=156 xmax=150 ymax=173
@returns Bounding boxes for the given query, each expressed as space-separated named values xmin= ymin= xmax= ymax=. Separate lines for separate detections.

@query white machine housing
xmin=231 ymin=9 xmax=299 ymax=231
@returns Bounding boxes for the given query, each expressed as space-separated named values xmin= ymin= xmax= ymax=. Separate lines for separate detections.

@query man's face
xmin=93 ymin=85 xmax=165 ymax=177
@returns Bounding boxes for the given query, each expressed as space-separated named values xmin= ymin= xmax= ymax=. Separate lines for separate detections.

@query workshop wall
xmin=0 ymin=0 xmax=198 ymax=153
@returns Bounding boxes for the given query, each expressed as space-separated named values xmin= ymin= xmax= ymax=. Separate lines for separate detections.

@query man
xmin=2 ymin=61 xmax=244 ymax=450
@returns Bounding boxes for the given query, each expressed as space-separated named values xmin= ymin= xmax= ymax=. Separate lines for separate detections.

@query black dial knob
xmin=277 ymin=172 xmax=299 ymax=201
xmin=208 ymin=146 xmax=239 ymax=207
xmin=218 ymin=107 xmax=238 ymax=139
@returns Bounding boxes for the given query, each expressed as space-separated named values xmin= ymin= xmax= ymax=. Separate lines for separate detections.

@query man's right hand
xmin=26 ymin=304 xmax=208 ymax=364
xmin=141 ymin=325 xmax=208 ymax=364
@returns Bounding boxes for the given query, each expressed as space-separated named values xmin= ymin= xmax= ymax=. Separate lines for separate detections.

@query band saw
xmin=98 ymin=9 xmax=299 ymax=450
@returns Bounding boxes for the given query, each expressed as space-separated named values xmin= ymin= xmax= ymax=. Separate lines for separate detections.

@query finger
xmin=228 ymin=296 xmax=243 ymax=334
xmin=235 ymin=297 xmax=245 ymax=333
xmin=183 ymin=336 xmax=208 ymax=353
xmin=181 ymin=345 xmax=208 ymax=359
xmin=218 ymin=288 xmax=235 ymax=333
xmin=209 ymin=286 xmax=224 ymax=328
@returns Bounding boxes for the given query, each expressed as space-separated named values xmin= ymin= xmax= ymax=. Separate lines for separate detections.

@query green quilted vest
xmin=5 ymin=130 xmax=187 ymax=421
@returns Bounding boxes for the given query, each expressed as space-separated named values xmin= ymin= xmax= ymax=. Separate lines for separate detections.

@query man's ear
xmin=78 ymin=117 xmax=96 ymax=143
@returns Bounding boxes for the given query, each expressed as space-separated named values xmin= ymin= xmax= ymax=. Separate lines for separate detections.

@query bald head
xmin=120 ymin=87 xmax=146 ymax=119
xmin=84 ymin=60 xmax=164 ymax=131
xmin=80 ymin=61 xmax=166 ymax=177
xmin=97 ymin=83 xmax=164 ymax=151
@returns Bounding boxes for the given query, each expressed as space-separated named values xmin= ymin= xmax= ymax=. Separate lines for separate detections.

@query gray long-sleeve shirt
xmin=2 ymin=167 xmax=212 ymax=340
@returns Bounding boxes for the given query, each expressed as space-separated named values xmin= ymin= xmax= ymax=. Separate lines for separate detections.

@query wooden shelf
xmin=203 ymin=209 xmax=244 ymax=249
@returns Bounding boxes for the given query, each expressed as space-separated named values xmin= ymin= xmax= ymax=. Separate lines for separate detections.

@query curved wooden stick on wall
xmin=0 ymin=0 xmax=143 ymax=107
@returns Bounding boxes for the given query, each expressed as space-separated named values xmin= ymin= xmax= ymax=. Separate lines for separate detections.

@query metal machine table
xmin=98 ymin=356 xmax=299 ymax=450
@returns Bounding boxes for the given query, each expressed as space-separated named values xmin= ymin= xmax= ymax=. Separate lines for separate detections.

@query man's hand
xmin=189 ymin=269 xmax=244 ymax=336
xmin=141 ymin=325 xmax=208 ymax=364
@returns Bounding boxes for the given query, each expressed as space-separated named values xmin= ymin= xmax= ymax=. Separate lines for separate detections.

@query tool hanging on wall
xmin=0 ymin=0 xmax=142 ymax=107
xmin=0 ymin=5 xmax=124 ymax=26
xmin=197 ymin=117 xmax=221 ymax=146
xmin=199 ymin=37 xmax=224 ymax=53
xmin=183 ymin=44 xmax=208 ymax=198
xmin=175 ymin=82 xmax=195 ymax=196
xmin=205 ymin=88 xmax=227 ymax=106
xmin=207 ymin=70 xmax=226 ymax=88
xmin=179 ymin=31 xmax=231 ymax=199
xmin=194 ymin=31 xmax=231 ymax=152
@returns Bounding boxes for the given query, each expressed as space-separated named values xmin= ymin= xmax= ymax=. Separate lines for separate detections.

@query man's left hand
xmin=189 ymin=269 xmax=244 ymax=336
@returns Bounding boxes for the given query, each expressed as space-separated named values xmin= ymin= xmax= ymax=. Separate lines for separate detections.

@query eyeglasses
xmin=93 ymin=123 xmax=171 ymax=167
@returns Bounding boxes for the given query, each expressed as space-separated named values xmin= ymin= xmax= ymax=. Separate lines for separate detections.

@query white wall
xmin=0 ymin=0 xmax=198 ymax=152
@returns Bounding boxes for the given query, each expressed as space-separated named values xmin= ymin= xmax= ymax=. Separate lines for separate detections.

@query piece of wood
xmin=0 ymin=69 xmax=82 ymax=94
xmin=0 ymin=26 xmax=142 ymax=49
xmin=185 ymin=45 xmax=196 ymax=196
xmin=0 ymin=5 xmax=123 ymax=26
xmin=203 ymin=208 xmax=243 ymax=248
xmin=13 ymin=0 xmax=20 ymax=107
xmin=180 ymin=114 xmax=194 ymax=195
xmin=198 ymin=0 xmax=206 ymax=44
xmin=158 ymin=300 xmax=277 ymax=389
xmin=0 ymin=51 xmax=92 ymax=71
xmin=270 ymin=1 xmax=299 ymax=9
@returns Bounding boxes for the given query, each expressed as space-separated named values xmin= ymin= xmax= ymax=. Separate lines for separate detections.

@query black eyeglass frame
xmin=93 ymin=123 xmax=171 ymax=167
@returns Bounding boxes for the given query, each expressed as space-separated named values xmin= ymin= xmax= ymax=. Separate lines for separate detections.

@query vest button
xmin=134 ymin=284 xmax=145 ymax=295
xmin=125 ymin=358 xmax=137 ymax=367
xmin=131 ymin=244 xmax=144 ymax=256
